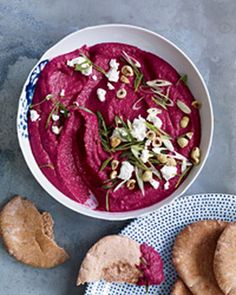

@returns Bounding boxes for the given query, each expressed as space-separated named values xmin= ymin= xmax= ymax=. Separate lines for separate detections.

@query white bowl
xmin=17 ymin=24 xmax=213 ymax=220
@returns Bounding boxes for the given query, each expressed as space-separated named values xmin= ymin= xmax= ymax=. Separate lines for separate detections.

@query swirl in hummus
xmin=28 ymin=42 xmax=201 ymax=212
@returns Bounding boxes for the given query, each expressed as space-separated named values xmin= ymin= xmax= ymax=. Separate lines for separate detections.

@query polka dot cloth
xmin=85 ymin=193 xmax=236 ymax=295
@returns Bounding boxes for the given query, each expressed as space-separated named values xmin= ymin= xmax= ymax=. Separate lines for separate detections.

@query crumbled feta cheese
xmin=109 ymin=59 xmax=119 ymax=69
xmin=149 ymin=179 xmax=160 ymax=189
xmin=51 ymin=125 xmax=61 ymax=135
xmin=106 ymin=68 xmax=120 ymax=82
xmin=145 ymin=139 xmax=152 ymax=147
xmin=164 ymin=181 xmax=170 ymax=190
xmin=107 ymin=82 xmax=115 ymax=90
xmin=117 ymin=161 xmax=134 ymax=180
xmin=97 ymin=88 xmax=106 ymax=102
xmin=140 ymin=149 xmax=151 ymax=163
xmin=67 ymin=56 xmax=92 ymax=76
xmin=106 ymin=59 xmax=120 ymax=82
xmin=30 ymin=110 xmax=40 ymax=122
xmin=92 ymin=75 xmax=97 ymax=81
xmin=131 ymin=116 xmax=147 ymax=141
xmin=60 ymin=89 xmax=65 ymax=97
xmin=52 ymin=114 xmax=60 ymax=121
xmin=160 ymin=165 xmax=177 ymax=181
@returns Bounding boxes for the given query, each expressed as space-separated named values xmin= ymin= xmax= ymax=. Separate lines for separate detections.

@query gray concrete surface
xmin=0 ymin=0 xmax=235 ymax=294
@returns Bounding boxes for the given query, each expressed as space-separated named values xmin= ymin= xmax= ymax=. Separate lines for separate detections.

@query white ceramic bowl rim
xmin=17 ymin=24 xmax=214 ymax=220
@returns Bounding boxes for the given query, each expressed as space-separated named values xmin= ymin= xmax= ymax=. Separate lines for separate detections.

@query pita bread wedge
xmin=214 ymin=222 xmax=236 ymax=295
xmin=0 ymin=196 xmax=69 ymax=268
xmin=172 ymin=220 xmax=227 ymax=295
xmin=77 ymin=235 xmax=142 ymax=285
xmin=171 ymin=279 xmax=192 ymax=295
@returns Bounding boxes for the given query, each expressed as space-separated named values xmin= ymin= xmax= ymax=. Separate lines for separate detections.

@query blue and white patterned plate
xmin=85 ymin=193 xmax=236 ymax=295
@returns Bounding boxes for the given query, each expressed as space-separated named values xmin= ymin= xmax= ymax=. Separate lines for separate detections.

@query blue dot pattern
xmin=85 ymin=193 xmax=236 ymax=295
xmin=17 ymin=59 xmax=49 ymax=138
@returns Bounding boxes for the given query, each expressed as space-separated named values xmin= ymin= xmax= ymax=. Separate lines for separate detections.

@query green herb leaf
xmin=59 ymin=102 xmax=69 ymax=118
xmin=113 ymin=141 xmax=144 ymax=152
xmin=45 ymin=101 xmax=60 ymax=129
xmin=148 ymin=162 xmax=162 ymax=180
xmin=134 ymin=73 xmax=143 ymax=92
xmin=119 ymin=151 xmax=131 ymax=159
xmin=105 ymin=190 xmax=110 ymax=211
xmin=93 ymin=63 xmax=106 ymax=75
xmin=145 ymin=121 xmax=172 ymax=139
xmin=145 ymin=121 xmax=158 ymax=132
xmin=30 ymin=94 xmax=53 ymax=109
xmin=115 ymin=116 xmax=132 ymax=137
xmin=102 ymin=183 xmax=115 ymax=190
xmin=76 ymin=105 xmax=94 ymax=115
xmin=131 ymin=145 xmax=142 ymax=159
xmin=177 ymin=74 xmax=188 ymax=85
xmin=103 ymin=178 xmax=117 ymax=184
xmin=96 ymin=111 xmax=112 ymax=152
xmin=99 ymin=156 xmax=113 ymax=172
xmin=128 ymin=154 xmax=150 ymax=171
xmin=96 ymin=111 xmax=108 ymax=133
xmin=76 ymin=53 xmax=106 ymax=75
xmin=45 ymin=101 xmax=69 ymax=129
xmin=151 ymin=96 xmax=167 ymax=110
xmin=148 ymin=158 xmax=160 ymax=164
xmin=102 ymin=180 xmax=118 ymax=190
xmin=134 ymin=166 xmax=145 ymax=196
xmin=114 ymin=115 xmax=122 ymax=126
xmin=175 ymin=166 xmax=191 ymax=188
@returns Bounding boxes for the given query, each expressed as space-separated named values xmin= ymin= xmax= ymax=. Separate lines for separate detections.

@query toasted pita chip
xmin=77 ymin=235 xmax=142 ymax=285
xmin=214 ymin=222 xmax=236 ymax=295
xmin=172 ymin=220 xmax=226 ymax=295
xmin=0 ymin=196 xmax=69 ymax=268
xmin=171 ymin=279 xmax=192 ymax=295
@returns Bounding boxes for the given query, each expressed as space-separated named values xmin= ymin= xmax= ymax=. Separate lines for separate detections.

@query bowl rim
xmin=17 ymin=23 xmax=214 ymax=220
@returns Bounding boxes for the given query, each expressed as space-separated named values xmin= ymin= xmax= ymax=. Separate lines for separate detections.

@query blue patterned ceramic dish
xmin=85 ymin=193 xmax=236 ymax=294
xmin=18 ymin=60 xmax=49 ymax=138
xmin=17 ymin=24 xmax=213 ymax=220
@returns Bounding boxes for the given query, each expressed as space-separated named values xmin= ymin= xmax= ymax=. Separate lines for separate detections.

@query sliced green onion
xmin=175 ymin=166 xmax=191 ymax=188
xmin=134 ymin=166 xmax=145 ymax=196
xmin=105 ymin=190 xmax=110 ymax=211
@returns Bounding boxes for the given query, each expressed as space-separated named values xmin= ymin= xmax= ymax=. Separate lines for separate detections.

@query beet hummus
xmin=137 ymin=243 xmax=164 ymax=286
xmin=28 ymin=42 xmax=201 ymax=212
